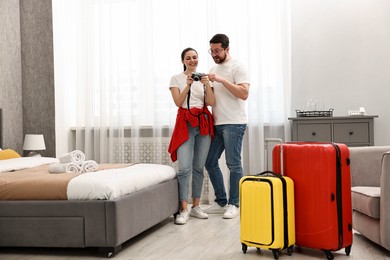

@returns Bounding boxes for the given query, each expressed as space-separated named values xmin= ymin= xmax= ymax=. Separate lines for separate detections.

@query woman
xmin=168 ymin=47 xmax=215 ymax=225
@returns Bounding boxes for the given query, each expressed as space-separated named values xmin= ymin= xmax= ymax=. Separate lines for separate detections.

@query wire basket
xmin=296 ymin=108 xmax=334 ymax=117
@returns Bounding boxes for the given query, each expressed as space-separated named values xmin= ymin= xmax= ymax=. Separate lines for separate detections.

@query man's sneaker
xmin=175 ymin=210 xmax=189 ymax=225
xmin=223 ymin=204 xmax=239 ymax=219
xmin=204 ymin=203 xmax=227 ymax=214
xmin=190 ymin=206 xmax=208 ymax=219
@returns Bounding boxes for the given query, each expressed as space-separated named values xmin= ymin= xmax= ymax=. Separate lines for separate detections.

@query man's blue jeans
xmin=205 ymin=124 xmax=247 ymax=207
xmin=177 ymin=123 xmax=211 ymax=201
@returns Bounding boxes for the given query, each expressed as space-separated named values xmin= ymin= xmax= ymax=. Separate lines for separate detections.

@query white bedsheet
xmin=0 ymin=157 xmax=59 ymax=173
xmin=0 ymin=158 xmax=176 ymax=201
xmin=67 ymin=163 xmax=177 ymax=200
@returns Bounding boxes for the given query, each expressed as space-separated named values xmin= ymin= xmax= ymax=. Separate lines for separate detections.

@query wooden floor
xmin=1 ymin=205 xmax=390 ymax=260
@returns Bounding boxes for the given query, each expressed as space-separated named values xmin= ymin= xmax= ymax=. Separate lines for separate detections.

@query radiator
xmin=113 ymin=137 xmax=173 ymax=165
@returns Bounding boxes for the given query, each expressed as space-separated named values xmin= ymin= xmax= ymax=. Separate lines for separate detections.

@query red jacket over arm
xmin=168 ymin=107 xmax=214 ymax=162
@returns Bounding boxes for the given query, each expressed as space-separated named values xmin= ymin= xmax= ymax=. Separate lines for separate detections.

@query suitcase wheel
xmin=345 ymin=245 xmax=352 ymax=256
xmin=286 ymin=245 xmax=294 ymax=255
xmin=272 ymin=249 xmax=279 ymax=259
xmin=323 ymin=250 xmax=334 ymax=260
xmin=241 ymin=243 xmax=247 ymax=254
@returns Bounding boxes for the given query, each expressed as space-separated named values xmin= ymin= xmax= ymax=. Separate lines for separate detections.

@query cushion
xmin=0 ymin=149 xmax=22 ymax=160
xmin=351 ymin=186 xmax=380 ymax=219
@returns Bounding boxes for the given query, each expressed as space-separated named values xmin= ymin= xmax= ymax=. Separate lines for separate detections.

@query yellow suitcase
xmin=240 ymin=139 xmax=295 ymax=259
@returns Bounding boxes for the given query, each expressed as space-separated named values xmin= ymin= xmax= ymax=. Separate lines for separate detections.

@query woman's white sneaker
xmin=190 ymin=206 xmax=208 ymax=219
xmin=175 ymin=210 xmax=189 ymax=225
xmin=223 ymin=205 xmax=239 ymax=219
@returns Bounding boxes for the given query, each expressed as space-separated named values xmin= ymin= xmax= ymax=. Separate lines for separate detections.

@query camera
xmin=191 ymin=72 xmax=206 ymax=81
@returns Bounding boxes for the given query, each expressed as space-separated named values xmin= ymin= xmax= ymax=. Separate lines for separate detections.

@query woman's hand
xmin=186 ymin=75 xmax=194 ymax=87
xmin=200 ymin=74 xmax=211 ymax=86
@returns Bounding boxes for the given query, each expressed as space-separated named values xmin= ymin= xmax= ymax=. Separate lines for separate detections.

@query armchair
xmin=349 ymin=146 xmax=390 ymax=251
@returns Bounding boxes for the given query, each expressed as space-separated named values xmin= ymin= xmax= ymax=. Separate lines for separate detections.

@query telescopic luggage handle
xmin=264 ymin=138 xmax=284 ymax=176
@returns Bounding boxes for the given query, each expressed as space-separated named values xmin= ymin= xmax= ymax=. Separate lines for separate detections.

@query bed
xmin=0 ymin=110 xmax=179 ymax=257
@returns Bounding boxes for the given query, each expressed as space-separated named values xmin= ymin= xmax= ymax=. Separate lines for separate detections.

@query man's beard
xmin=213 ymin=53 xmax=227 ymax=64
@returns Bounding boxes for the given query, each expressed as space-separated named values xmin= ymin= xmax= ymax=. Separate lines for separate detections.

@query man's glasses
xmin=208 ymin=48 xmax=225 ymax=55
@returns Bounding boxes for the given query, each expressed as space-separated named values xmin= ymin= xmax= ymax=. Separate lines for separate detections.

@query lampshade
xmin=23 ymin=134 xmax=46 ymax=151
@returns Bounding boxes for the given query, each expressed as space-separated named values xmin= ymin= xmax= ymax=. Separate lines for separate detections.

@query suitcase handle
xmin=256 ymin=170 xmax=284 ymax=178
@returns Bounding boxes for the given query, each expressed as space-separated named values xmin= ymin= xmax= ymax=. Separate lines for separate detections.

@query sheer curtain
xmin=53 ymin=0 xmax=291 ymax=174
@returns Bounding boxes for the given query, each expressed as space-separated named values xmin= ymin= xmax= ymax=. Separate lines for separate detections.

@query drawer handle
xmin=349 ymin=131 xmax=354 ymax=135
xmin=312 ymin=132 xmax=316 ymax=136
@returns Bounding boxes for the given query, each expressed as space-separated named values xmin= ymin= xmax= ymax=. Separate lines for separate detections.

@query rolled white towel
xmin=48 ymin=162 xmax=81 ymax=174
xmin=80 ymin=160 xmax=98 ymax=173
xmin=59 ymin=150 xmax=86 ymax=164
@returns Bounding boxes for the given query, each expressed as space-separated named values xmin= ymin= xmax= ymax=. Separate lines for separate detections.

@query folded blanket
xmin=48 ymin=162 xmax=81 ymax=174
xmin=80 ymin=160 xmax=98 ymax=173
xmin=59 ymin=150 xmax=85 ymax=164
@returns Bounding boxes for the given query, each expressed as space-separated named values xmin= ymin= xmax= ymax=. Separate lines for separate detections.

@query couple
xmin=168 ymin=34 xmax=250 ymax=225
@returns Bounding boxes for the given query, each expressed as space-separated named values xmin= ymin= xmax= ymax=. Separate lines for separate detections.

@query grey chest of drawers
xmin=288 ymin=115 xmax=378 ymax=146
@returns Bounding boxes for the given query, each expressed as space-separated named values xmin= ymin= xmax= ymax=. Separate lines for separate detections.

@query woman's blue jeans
xmin=177 ymin=123 xmax=211 ymax=202
xmin=205 ymin=124 xmax=246 ymax=207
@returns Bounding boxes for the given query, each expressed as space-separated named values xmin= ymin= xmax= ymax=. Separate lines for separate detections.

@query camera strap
xmin=187 ymin=84 xmax=206 ymax=120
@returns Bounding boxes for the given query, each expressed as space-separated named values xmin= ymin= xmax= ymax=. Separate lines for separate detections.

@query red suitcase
xmin=272 ymin=142 xmax=352 ymax=260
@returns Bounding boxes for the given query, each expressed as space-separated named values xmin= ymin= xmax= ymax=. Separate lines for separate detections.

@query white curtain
xmin=52 ymin=0 xmax=291 ymax=175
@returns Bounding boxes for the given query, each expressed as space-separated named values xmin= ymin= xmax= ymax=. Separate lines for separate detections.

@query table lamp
xmin=23 ymin=134 xmax=46 ymax=157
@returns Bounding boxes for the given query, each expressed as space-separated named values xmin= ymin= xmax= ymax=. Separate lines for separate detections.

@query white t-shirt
xmin=169 ymin=72 xmax=207 ymax=109
xmin=209 ymin=59 xmax=250 ymax=125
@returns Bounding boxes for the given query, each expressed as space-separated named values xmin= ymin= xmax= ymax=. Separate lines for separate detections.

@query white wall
xmin=291 ymin=0 xmax=390 ymax=145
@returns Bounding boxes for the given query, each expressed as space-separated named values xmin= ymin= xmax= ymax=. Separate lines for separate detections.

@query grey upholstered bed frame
xmin=0 ymin=178 xmax=179 ymax=256
xmin=0 ymin=109 xmax=179 ymax=256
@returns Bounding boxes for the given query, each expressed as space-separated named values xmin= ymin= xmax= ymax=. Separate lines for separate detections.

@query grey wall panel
xmin=0 ymin=0 xmax=23 ymax=152
xmin=20 ymin=0 xmax=55 ymax=157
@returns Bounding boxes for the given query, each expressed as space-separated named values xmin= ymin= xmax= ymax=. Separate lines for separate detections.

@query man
xmin=205 ymin=33 xmax=250 ymax=219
